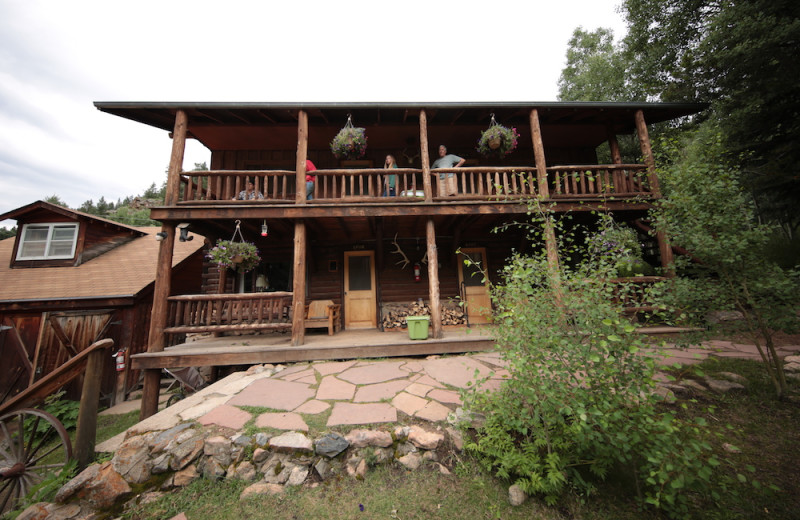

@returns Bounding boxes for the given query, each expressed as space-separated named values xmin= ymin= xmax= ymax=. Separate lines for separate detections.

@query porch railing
xmin=550 ymin=164 xmax=650 ymax=198
xmin=177 ymin=164 xmax=652 ymax=203
xmin=164 ymin=292 xmax=293 ymax=342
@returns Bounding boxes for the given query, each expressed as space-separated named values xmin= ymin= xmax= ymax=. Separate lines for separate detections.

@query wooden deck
xmin=131 ymin=326 xmax=498 ymax=370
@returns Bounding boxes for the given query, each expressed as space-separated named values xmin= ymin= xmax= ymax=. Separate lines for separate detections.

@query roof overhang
xmin=94 ymin=101 xmax=708 ymax=151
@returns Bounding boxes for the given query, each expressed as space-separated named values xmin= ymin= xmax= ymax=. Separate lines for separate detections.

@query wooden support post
xmin=291 ymin=221 xmax=307 ymax=346
xmin=419 ymin=109 xmax=433 ymax=202
xmin=296 ymin=110 xmax=309 ymax=205
xmin=544 ymin=214 xmax=562 ymax=300
xmin=607 ymin=128 xmax=623 ymax=192
xmin=656 ymin=230 xmax=675 ymax=277
xmin=529 ymin=109 xmax=549 ymax=199
xmin=141 ymin=223 xmax=175 ymax=419
xmin=425 ymin=218 xmax=443 ymax=339
xmin=635 ymin=109 xmax=661 ymax=197
xmin=291 ymin=109 xmax=310 ymax=346
xmin=141 ymin=110 xmax=186 ymax=420
xmin=75 ymin=346 xmax=106 ymax=470
xmin=165 ymin=110 xmax=188 ymax=205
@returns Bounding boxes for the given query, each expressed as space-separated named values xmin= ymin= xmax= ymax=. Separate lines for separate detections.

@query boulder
xmin=508 ymin=484 xmax=528 ymax=506
xmin=345 ymin=429 xmax=393 ymax=448
xmin=408 ymin=427 xmax=444 ymax=450
xmin=315 ymin=432 xmax=350 ymax=458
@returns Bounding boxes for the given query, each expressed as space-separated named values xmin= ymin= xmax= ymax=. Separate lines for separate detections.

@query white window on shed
xmin=17 ymin=223 xmax=79 ymax=260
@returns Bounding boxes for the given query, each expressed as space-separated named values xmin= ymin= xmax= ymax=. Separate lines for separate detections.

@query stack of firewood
xmin=381 ymin=301 xmax=466 ymax=329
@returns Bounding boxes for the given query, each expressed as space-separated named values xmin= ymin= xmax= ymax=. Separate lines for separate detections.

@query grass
xmin=124 ymin=461 xmax=558 ymax=520
xmin=115 ymin=356 xmax=799 ymax=520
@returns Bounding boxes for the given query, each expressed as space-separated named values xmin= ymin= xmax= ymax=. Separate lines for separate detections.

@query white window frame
xmin=16 ymin=223 xmax=79 ymax=260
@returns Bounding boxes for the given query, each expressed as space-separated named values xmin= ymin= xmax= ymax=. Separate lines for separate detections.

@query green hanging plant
xmin=206 ymin=220 xmax=261 ymax=273
xmin=330 ymin=114 xmax=367 ymax=159
xmin=476 ymin=114 xmax=520 ymax=159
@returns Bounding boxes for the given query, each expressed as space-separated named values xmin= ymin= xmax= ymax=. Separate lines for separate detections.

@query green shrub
xmin=462 ymin=210 xmax=722 ymax=517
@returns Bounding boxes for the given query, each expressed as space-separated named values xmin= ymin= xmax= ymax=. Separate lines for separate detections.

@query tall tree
xmin=558 ymin=27 xmax=641 ymax=102
xmin=619 ymin=0 xmax=800 ymax=236
xmin=43 ymin=195 xmax=68 ymax=207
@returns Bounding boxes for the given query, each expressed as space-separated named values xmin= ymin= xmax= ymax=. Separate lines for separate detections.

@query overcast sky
xmin=0 ymin=0 xmax=627 ymax=227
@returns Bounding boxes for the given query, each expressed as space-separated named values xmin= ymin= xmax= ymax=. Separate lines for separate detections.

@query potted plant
xmin=476 ymin=124 xmax=520 ymax=159
xmin=330 ymin=126 xmax=367 ymax=159
xmin=207 ymin=240 xmax=261 ymax=273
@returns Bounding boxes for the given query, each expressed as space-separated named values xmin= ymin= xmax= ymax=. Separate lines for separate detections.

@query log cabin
xmin=0 ymin=201 xmax=204 ymax=406
xmin=93 ymin=101 xmax=705 ymax=418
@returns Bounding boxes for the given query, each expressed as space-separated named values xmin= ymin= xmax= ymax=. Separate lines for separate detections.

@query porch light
xmin=256 ymin=274 xmax=268 ymax=290
xmin=261 ymin=220 xmax=268 ymax=237
xmin=155 ymin=231 xmax=167 ymax=241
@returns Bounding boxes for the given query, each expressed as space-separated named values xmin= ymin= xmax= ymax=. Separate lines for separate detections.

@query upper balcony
xmin=94 ymin=101 xmax=706 ymax=218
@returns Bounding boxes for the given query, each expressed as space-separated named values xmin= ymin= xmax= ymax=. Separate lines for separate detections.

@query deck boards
xmin=131 ymin=327 xmax=497 ymax=370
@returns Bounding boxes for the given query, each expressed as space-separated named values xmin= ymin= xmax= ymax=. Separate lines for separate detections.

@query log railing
xmin=549 ymin=164 xmax=651 ymax=198
xmin=164 ymin=292 xmax=293 ymax=342
xmin=176 ymin=164 xmax=652 ymax=204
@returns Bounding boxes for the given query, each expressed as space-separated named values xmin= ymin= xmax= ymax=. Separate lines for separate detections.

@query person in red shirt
xmin=305 ymin=159 xmax=317 ymax=200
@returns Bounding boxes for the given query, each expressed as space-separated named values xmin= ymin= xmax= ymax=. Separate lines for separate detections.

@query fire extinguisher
xmin=113 ymin=348 xmax=126 ymax=372
xmin=413 ymin=263 xmax=421 ymax=282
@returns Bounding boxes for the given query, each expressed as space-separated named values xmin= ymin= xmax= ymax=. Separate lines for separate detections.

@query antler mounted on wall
xmin=391 ymin=233 xmax=411 ymax=269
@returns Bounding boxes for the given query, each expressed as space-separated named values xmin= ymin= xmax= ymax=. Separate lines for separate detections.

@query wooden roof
xmin=0 ymin=204 xmax=203 ymax=303
xmin=94 ymin=101 xmax=707 ymax=150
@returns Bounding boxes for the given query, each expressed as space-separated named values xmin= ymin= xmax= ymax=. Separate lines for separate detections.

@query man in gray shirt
xmin=430 ymin=145 xmax=465 ymax=196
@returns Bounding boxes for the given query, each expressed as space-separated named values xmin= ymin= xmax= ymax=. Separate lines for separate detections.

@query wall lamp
xmin=155 ymin=232 xmax=168 ymax=241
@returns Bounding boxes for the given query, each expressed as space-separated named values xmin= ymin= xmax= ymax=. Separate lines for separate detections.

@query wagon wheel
xmin=0 ymin=408 xmax=72 ymax=513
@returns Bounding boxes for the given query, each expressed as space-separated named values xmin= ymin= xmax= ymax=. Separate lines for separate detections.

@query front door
xmin=344 ymin=251 xmax=377 ymax=329
xmin=458 ymin=248 xmax=493 ymax=324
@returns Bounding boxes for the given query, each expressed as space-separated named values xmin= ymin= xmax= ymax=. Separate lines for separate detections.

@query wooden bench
xmin=304 ymin=300 xmax=342 ymax=335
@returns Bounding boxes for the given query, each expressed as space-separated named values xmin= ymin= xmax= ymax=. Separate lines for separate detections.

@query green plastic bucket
xmin=406 ymin=316 xmax=430 ymax=340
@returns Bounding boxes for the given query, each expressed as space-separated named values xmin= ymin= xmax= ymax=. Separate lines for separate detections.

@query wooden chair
xmin=304 ymin=300 xmax=342 ymax=335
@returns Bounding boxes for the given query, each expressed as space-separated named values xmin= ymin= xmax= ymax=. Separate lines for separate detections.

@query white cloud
xmin=0 ymin=0 xmax=627 ymax=225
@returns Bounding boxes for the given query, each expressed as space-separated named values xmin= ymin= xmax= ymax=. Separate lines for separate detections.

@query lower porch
xmin=131 ymin=326 xmax=498 ymax=371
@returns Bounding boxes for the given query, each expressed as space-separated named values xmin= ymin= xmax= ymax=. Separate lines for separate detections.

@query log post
xmin=165 ymin=110 xmax=188 ymax=205
xmin=296 ymin=110 xmax=309 ymax=205
xmin=291 ymin=110 xmax=309 ymax=345
xmin=634 ymin=109 xmax=661 ymax=197
xmin=634 ymin=110 xmax=673 ymax=275
xmin=419 ymin=109 xmax=433 ymax=202
xmin=544 ymin=215 xmax=562 ymax=300
xmin=75 ymin=345 xmax=107 ymax=470
xmin=291 ymin=221 xmax=307 ymax=345
xmin=425 ymin=218 xmax=443 ymax=339
xmin=140 ymin=111 xmax=186 ymax=420
xmin=607 ymin=128 xmax=623 ymax=193
xmin=529 ymin=109 xmax=549 ymax=199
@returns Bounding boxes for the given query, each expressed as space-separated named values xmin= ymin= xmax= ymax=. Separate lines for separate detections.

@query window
xmin=17 ymin=223 xmax=79 ymax=260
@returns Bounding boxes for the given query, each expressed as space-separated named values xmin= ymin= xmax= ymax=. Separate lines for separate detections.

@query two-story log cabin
xmin=94 ymin=101 xmax=704 ymax=418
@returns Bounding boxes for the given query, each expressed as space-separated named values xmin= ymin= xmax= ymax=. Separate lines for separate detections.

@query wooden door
xmin=458 ymin=248 xmax=493 ymax=324
xmin=344 ymin=251 xmax=376 ymax=329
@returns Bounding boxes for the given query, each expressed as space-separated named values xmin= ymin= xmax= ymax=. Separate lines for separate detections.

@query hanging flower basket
xmin=207 ymin=240 xmax=260 ymax=273
xmin=476 ymin=116 xmax=520 ymax=159
xmin=330 ymin=115 xmax=368 ymax=159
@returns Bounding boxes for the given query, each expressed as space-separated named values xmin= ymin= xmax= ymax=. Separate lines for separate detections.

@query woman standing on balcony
xmin=383 ymin=154 xmax=397 ymax=197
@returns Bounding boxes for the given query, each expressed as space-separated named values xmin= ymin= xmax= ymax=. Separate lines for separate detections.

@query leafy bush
xmin=462 ymin=209 xmax=722 ymax=517
xmin=652 ymin=131 xmax=799 ymax=399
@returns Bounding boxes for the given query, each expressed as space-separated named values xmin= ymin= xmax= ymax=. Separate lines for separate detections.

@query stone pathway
xmin=97 ymin=338 xmax=800 ymax=453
